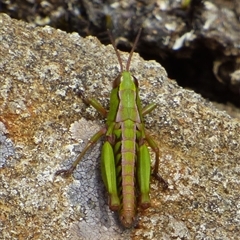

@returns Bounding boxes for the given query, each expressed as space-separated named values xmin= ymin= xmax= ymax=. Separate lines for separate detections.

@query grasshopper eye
xmin=113 ymin=74 xmax=121 ymax=88
xmin=133 ymin=76 xmax=139 ymax=88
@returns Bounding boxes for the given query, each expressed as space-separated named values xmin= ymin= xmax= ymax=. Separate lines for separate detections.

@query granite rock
xmin=0 ymin=13 xmax=240 ymax=240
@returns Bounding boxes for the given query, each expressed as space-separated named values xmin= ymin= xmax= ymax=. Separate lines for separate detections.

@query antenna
xmin=107 ymin=29 xmax=123 ymax=72
xmin=108 ymin=28 xmax=142 ymax=72
xmin=126 ymin=28 xmax=142 ymax=71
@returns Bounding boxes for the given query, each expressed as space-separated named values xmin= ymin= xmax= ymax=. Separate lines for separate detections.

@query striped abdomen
xmin=114 ymin=119 xmax=137 ymax=228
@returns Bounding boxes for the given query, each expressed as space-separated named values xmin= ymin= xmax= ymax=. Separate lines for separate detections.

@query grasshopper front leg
xmin=141 ymin=103 xmax=157 ymax=116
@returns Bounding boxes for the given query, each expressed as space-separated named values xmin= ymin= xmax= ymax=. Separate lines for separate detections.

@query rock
xmin=1 ymin=1 xmax=240 ymax=107
xmin=0 ymin=13 xmax=240 ymax=239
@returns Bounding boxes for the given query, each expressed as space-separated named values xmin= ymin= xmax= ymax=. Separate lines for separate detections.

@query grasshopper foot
xmin=55 ymin=166 xmax=75 ymax=177
xmin=152 ymin=172 xmax=168 ymax=190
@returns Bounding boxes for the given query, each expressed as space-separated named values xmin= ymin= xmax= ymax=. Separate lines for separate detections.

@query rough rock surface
xmin=0 ymin=13 xmax=240 ymax=239
xmin=1 ymin=0 xmax=240 ymax=109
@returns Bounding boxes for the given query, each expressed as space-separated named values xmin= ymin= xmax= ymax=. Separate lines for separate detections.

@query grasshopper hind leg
xmin=141 ymin=103 xmax=168 ymax=188
xmin=55 ymin=165 xmax=75 ymax=177
xmin=55 ymin=128 xmax=106 ymax=177
xmin=55 ymin=96 xmax=108 ymax=178
xmin=137 ymin=143 xmax=151 ymax=209
xmin=101 ymin=141 xmax=120 ymax=211
xmin=145 ymin=134 xmax=168 ymax=190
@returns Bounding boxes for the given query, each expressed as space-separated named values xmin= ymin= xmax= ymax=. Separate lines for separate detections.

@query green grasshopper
xmin=56 ymin=29 xmax=166 ymax=228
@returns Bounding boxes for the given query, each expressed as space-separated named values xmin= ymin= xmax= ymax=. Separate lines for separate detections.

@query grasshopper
xmin=56 ymin=29 xmax=166 ymax=228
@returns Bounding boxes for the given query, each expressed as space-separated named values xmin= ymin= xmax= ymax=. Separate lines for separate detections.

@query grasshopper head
xmin=119 ymin=71 xmax=138 ymax=90
xmin=112 ymin=70 xmax=138 ymax=90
